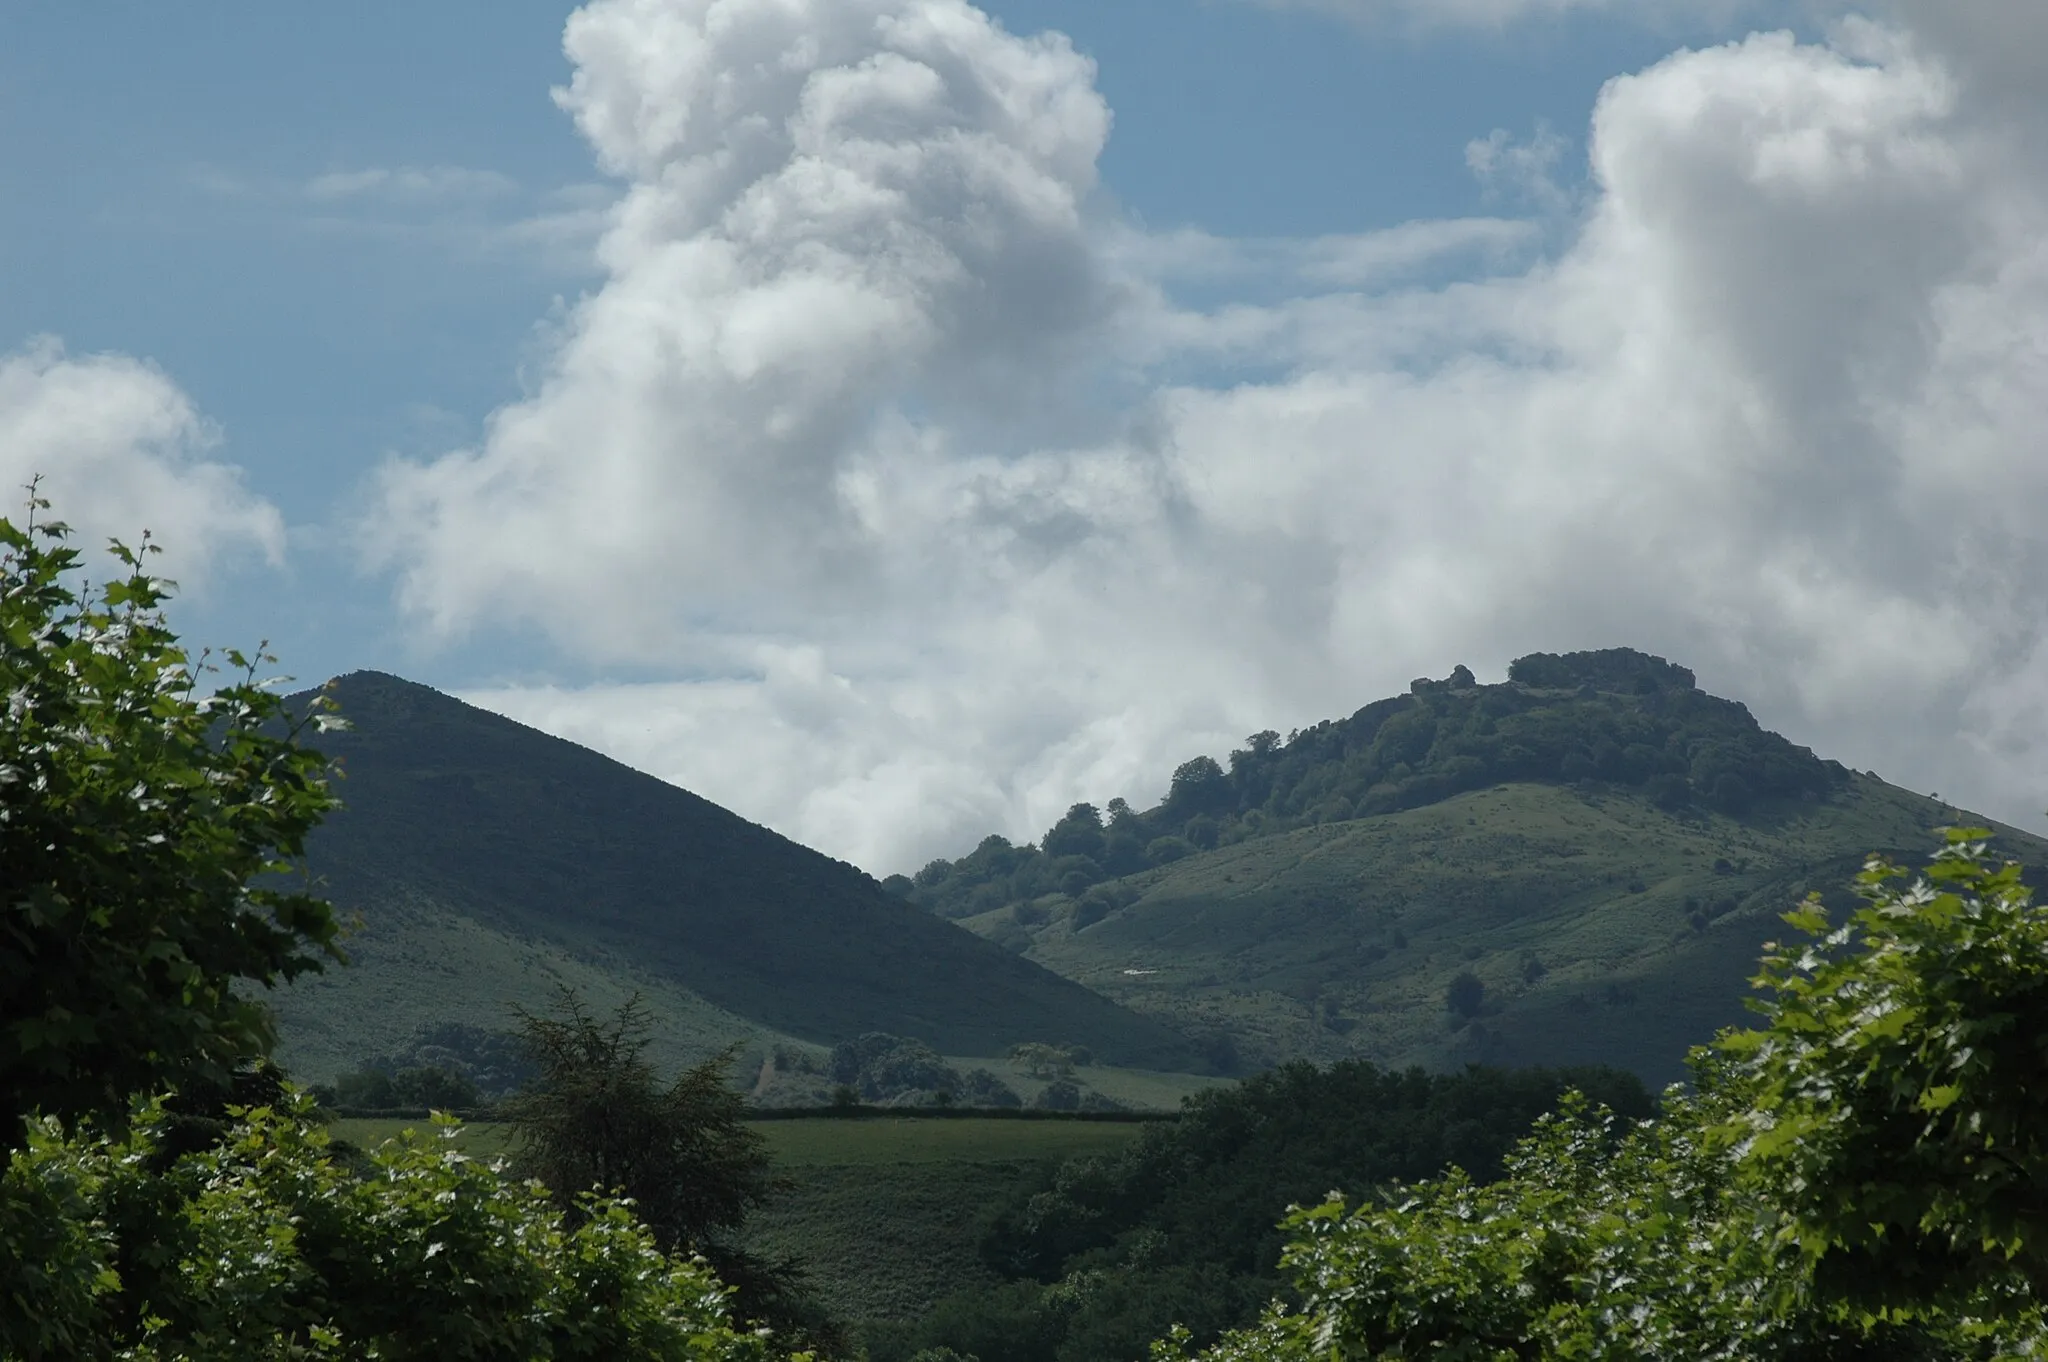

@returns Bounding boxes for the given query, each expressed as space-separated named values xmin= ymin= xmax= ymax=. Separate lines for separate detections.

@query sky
xmin=4 ymin=0 xmax=2046 ymax=874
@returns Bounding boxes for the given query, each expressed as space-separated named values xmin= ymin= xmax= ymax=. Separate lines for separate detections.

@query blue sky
xmin=5 ymin=0 xmax=2046 ymax=870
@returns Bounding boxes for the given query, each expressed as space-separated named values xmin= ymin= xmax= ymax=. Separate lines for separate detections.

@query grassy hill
xmin=905 ymin=650 xmax=2048 ymax=1084
xmin=270 ymin=672 xmax=1202 ymax=1083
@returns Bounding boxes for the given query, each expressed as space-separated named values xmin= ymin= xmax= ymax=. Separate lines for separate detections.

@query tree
xmin=502 ymin=990 xmax=829 ymax=1342
xmin=1445 ymin=970 xmax=1486 ymax=1019
xmin=1153 ymin=833 xmax=2048 ymax=1361
xmin=0 ymin=1094 xmax=788 ymax=1361
xmin=0 ymin=489 xmax=344 ymax=1145
xmin=1159 ymin=1082 xmax=1994 ymax=1362
xmin=1719 ymin=828 xmax=2048 ymax=1315
xmin=1043 ymin=803 xmax=1106 ymax=861
xmin=505 ymin=990 xmax=777 ymax=1252
xmin=1165 ymin=755 xmax=1232 ymax=818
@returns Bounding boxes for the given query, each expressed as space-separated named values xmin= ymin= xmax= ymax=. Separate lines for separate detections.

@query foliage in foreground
xmin=1161 ymin=1082 xmax=2026 ymax=1362
xmin=0 ymin=1092 xmax=795 ymax=1362
xmin=1724 ymin=828 xmax=2048 ymax=1311
xmin=0 ymin=493 xmax=343 ymax=1143
xmin=1154 ymin=832 xmax=2048 ymax=1360
xmin=876 ymin=1062 xmax=1651 ymax=1362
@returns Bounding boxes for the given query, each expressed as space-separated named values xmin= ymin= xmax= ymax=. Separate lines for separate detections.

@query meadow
xmin=330 ymin=1113 xmax=1149 ymax=1329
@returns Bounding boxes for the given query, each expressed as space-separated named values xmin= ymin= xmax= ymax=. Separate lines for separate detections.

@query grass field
xmin=741 ymin=1119 xmax=1147 ymax=1327
xmin=333 ymin=1115 xmax=1148 ymax=1165
xmin=327 ymin=1113 xmax=1147 ymax=1328
xmin=753 ymin=1116 xmax=1146 ymax=1165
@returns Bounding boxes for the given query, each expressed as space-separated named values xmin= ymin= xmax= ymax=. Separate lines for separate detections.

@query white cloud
xmin=1241 ymin=0 xmax=1766 ymax=32
xmin=379 ymin=5 xmax=2048 ymax=874
xmin=0 ymin=339 xmax=283 ymax=588
xmin=304 ymin=165 xmax=521 ymax=202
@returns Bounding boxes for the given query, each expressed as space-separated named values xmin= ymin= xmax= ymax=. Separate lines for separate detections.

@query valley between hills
xmin=270 ymin=645 xmax=2044 ymax=1101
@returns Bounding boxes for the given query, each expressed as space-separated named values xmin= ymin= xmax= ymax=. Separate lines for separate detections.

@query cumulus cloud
xmin=0 ymin=340 xmax=283 ymax=587
xmin=378 ymin=2 xmax=2048 ymax=874
xmin=1239 ymin=0 xmax=1763 ymax=32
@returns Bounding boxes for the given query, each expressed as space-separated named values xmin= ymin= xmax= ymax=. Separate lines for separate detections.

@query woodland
xmin=9 ymin=496 xmax=2048 ymax=1359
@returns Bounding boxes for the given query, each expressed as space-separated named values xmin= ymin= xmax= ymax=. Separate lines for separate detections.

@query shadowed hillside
xmin=904 ymin=649 xmax=2048 ymax=1083
xmin=274 ymin=672 xmax=1201 ymax=1080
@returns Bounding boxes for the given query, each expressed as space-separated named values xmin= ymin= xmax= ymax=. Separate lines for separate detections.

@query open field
xmin=332 ymin=1114 xmax=1150 ymax=1165
xmin=330 ymin=1114 xmax=1150 ymax=1329
xmin=753 ymin=1115 xmax=1146 ymax=1165
xmin=742 ymin=1119 xmax=1150 ymax=1327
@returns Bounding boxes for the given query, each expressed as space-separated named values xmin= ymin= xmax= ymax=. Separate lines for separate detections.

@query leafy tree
xmin=1165 ymin=756 xmax=1232 ymax=819
xmin=505 ymin=990 xmax=776 ymax=1252
xmin=0 ymin=1094 xmax=791 ymax=1361
xmin=1043 ymin=803 xmax=1106 ymax=861
xmin=503 ymin=989 xmax=830 ymax=1342
xmin=888 ymin=1063 xmax=1649 ymax=1362
xmin=322 ymin=1062 xmax=483 ymax=1113
xmin=1720 ymin=829 xmax=2048 ymax=1314
xmin=0 ymin=489 xmax=344 ymax=1145
xmin=1154 ymin=833 xmax=2048 ymax=1361
xmin=1445 ymin=971 xmax=1486 ymax=1018
xmin=1160 ymin=1081 xmax=2005 ymax=1362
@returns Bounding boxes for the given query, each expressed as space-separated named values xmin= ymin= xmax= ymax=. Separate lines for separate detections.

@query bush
xmin=0 ymin=1095 xmax=788 ymax=1360
xmin=1445 ymin=971 xmax=1486 ymax=1018
xmin=0 ymin=495 xmax=344 ymax=1143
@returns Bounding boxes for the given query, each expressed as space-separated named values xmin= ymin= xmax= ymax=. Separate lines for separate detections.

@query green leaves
xmin=1 ymin=490 xmax=343 ymax=1144
xmin=1156 ymin=830 xmax=2048 ymax=1361
xmin=1718 ymin=829 xmax=2048 ymax=1314
xmin=0 ymin=1094 xmax=793 ymax=1360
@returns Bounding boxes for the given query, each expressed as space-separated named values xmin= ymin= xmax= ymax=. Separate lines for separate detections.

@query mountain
xmin=900 ymin=649 xmax=2048 ymax=1083
xmin=267 ymin=672 xmax=1201 ymax=1084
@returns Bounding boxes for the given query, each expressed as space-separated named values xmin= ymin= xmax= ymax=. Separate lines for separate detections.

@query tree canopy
xmin=904 ymin=648 xmax=1844 ymax=921
xmin=1153 ymin=832 xmax=2048 ymax=1360
xmin=0 ymin=490 xmax=344 ymax=1143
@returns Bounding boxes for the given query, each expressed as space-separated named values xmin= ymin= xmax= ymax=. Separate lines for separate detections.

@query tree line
xmin=896 ymin=647 xmax=1845 ymax=922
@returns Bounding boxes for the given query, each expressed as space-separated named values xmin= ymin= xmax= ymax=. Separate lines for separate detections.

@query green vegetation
xmin=753 ymin=1117 xmax=1149 ymax=1166
xmin=736 ymin=1118 xmax=1151 ymax=1335
xmin=1167 ymin=833 xmax=2048 ymax=1359
xmin=965 ymin=775 xmax=2048 ymax=1083
xmin=282 ymin=670 xmax=1199 ymax=1075
xmin=3 ymin=1097 xmax=783 ymax=1361
xmin=873 ymin=1061 xmax=1650 ymax=1362
xmin=1725 ymin=828 xmax=2048 ymax=1313
xmin=902 ymin=648 xmax=1842 ymax=922
xmin=0 ymin=498 xmax=789 ymax=1360
xmin=501 ymin=990 xmax=833 ymax=1343
xmin=331 ymin=1116 xmax=517 ymax=1159
xmin=0 ymin=492 xmax=343 ymax=1140
xmin=269 ymin=892 xmax=797 ymax=1087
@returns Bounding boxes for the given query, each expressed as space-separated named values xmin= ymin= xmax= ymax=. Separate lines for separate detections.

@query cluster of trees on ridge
xmin=895 ymin=647 xmax=1846 ymax=923
xmin=11 ymin=490 xmax=2048 ymax=1358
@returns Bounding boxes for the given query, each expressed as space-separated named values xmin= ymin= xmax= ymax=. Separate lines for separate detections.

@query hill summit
xmin=893 ymin=647 xmax=2040 ymax=1082
xmin=901 ymin=647 xmax=1846 ymax=922
xmin=271 ymin=671 xmax=1202 ymax=1081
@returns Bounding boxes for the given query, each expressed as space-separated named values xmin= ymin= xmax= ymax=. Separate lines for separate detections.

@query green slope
xmin=270 ymin=886 xmax=800 ymax=1085
xmin=274 ymin=672 xmax=1202 ymax=1078
xmin=967 ymin=775 xmax=2045 ymax=1083
xmin=908 ymin=649 xmax=2048 ymax=1084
